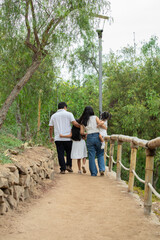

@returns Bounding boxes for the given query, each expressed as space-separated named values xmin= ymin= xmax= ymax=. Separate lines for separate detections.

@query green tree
xmin=0 ymin=0 xmax=111 ymax=128
xmin=102 ymin=37 xmax=160 ymax=190
xmin=103 ymin=37 xmax=160 ymax=139
xmin=49 ymin=74 xmax=99 ymax=118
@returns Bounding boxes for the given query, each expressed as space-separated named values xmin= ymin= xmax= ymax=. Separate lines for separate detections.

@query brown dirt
xmin=0 ymin=147 xmax=160 ymax=240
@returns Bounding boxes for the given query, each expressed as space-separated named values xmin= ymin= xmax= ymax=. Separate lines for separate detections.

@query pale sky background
xmin=61 ymin=0 xmax=160 ymax=79
xmin=102 ymin=0 xmax=160 ymax=54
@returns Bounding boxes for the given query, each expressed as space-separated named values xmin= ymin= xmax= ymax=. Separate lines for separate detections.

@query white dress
xmin=99 ymin=120 xmax=108 ymax=137
xmin=71 ymin=139 xmax=87 ymax=159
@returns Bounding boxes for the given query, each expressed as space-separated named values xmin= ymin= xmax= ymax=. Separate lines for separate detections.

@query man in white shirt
xmin=49 ymin=102 xmax=80 ymax=174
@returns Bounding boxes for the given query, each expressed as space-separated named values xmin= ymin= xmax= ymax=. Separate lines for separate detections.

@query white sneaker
xmin=101 ymin=142 xmax=105 ymax=149
xmin=78 ymin=170 xmax=82 ymax=174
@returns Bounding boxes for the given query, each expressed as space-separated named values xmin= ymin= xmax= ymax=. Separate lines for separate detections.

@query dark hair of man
xmin=100 ymin=111 xmax=110 ymax=121
xmin=58 ymin=102 xmax=67 ymax=109
xmin=79 ymin=106 xmax=94 ymax=127
xmin=71 ymin=119 xmax=81 ymax=141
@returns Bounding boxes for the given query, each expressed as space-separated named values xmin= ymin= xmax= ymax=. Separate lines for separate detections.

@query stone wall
xmin=0 ymin=146 xmax=57 ymax=215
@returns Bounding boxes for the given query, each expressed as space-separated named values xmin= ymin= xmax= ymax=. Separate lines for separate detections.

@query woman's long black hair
xmin=71 ymin=119 xmax=81 ymax=141
xmin=79 ymin=106 xmax=94 ymax=127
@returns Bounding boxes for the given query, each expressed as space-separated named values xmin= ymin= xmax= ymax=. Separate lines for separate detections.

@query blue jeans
xmin=86 ymin=133 xmax=105 ymax=176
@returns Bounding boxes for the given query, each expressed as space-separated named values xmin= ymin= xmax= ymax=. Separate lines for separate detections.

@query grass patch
xmin=0 ymin=129 xmax=23 ymax=164
xmin=0 ymin=153 xmax=12 ymax=164
xmin=0 ymin=134 xmax=22 ymax=151
xmin=134 ymin=186 xmax=160 ymax=202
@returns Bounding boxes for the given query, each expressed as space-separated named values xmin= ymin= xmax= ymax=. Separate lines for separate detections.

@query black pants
xmin=55 ymin=141 xmax=72 ymax=171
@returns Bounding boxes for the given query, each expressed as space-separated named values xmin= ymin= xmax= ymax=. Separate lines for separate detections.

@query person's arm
xmin=49 ymin=126 xmax=54 ymax=142
xmin=82 ymin=133 xmax=87 ymax=140
xmin=72 ymin=120 xmax=80 ymax=128
xmin=96 ymin=117 xmax=107 ymax=130
xmin=80 ymin=125 xmax=85 ymax=135
xmin=60 ymin=132 xmax=72 ymax=138
xmin=97 ymin=120 xmax=104 ymax=127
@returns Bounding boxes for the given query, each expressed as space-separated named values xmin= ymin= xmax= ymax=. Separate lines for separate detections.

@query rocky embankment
xmin=0 ymin=145 xmax=57 ymax=215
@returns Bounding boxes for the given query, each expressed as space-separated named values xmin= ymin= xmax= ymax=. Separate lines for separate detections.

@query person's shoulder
xmin=50 ymin=113 xmax=55 ymax=118
xmin=66 ymin=111 xmax=74 ymax=118
xmin=51 ymin=112 xmax=58 ymax=117
xmin=66 ymin=111 xmax=73 ymax=115
xmin=61 ymin=110 xmax=72 ymax=116
xmin=90 ymin=115 xmax=97 ymax=119
xmin=50 ymin=111 xmax=60 ymax=120
xmin=65 ymin=111 xmax=72 ymax=114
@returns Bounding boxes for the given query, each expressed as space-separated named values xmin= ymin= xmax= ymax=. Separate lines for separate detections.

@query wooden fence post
xmin=144 ymin=148 xmax=155 ymax=215
xmin=104 ymin=141 xmax=107 ymax=165
xmin=104 ymin=140 xmax=109 ymax=167
xmin=116 ymin=140 xmax=123 ymax=180
xmin=128 ymin=143 xmax=138 ymax=192
xmin=109 ymin=140 xmax=115 ymax=172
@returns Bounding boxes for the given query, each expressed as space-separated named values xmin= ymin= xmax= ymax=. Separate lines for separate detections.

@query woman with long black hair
xmin=79 ymin=106 xmax=106 ymax=176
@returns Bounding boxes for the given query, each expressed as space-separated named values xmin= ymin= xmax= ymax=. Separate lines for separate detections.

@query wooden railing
xmin=104 ymin=134 xmax=160 ymax=215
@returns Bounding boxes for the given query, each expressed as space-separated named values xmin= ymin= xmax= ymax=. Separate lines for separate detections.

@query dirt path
xmin=0 ymin=158 xmax=160 ymax=240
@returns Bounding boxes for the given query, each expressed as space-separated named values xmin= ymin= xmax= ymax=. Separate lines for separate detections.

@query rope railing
xmin=111 ymin=156 xmax=117 ymax=164
xmin=119 ymin=161 xmax=129 ymax=171
xmin=148 ymin=183 xmax=160 ymax=199
xmin=104 ymin=134 xmax=160 ymax=215
xmin=105 ymin=153 xmax=109 ymax=158
xmin=132 ymin=170 xmax=145 ymax=184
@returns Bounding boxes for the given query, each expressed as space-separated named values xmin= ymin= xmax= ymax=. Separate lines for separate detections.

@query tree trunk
xmin=16 ymin=102 xmax=22 ymax=140
xmin=0 ymin=59 xmax=41 ymax=129
xmin=25 ymin=122 xmax=31 ymax=141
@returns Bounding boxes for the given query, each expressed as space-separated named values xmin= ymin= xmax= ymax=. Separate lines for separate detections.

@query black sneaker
xmin=66 ymin=166 xmax=73 ymax=172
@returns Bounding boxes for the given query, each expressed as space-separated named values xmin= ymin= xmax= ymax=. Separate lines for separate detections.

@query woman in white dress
xmin=98 ymin=111 xmax=111 ymax=149
xmin=60 ymin=120 xmax=87 ymax=174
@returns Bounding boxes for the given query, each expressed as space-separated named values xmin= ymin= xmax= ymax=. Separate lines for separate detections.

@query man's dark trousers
xmin=55 ymin=141 xmax=72 ymax=171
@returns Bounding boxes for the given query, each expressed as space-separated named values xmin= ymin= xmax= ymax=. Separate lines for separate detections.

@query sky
xmin=102 ymin=0 xmax=160 ymax=54
xmin=61 ymin=0 xmax=160 ymax=80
